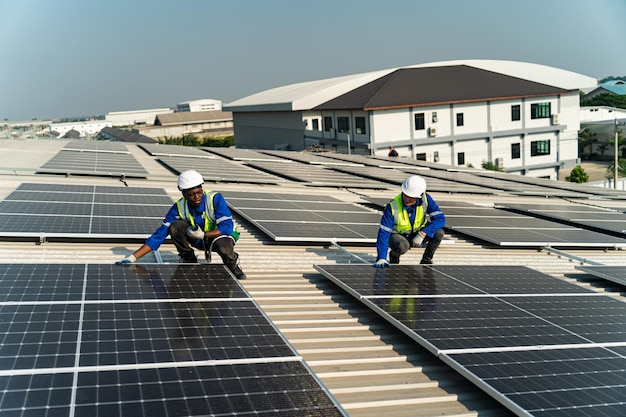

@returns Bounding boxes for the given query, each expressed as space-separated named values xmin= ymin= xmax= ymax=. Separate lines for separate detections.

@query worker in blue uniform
xmin=374 ymin=175 xmax=445 ymax=267
xmin=116 ymin=170 xmax=246 ymax=279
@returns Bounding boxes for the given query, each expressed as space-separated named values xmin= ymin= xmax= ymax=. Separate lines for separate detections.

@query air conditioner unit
xmin=495 ymin=157 xmax=504 ymax=168
xmin=552 ymin=114 xmax=560 ymax=125
xmin=429 ymin=127 xmax=437 ymax=137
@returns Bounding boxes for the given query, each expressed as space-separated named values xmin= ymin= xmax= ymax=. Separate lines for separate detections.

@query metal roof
xmin=314 ymin=65 xmax=569 ymax=111
xmin=154 ymin=110 xmax=233 ymax=126
xmin=1 ymin=138 xmax=625 ymax=416
xmin=224 ymin=60 xmax=598 ymax=113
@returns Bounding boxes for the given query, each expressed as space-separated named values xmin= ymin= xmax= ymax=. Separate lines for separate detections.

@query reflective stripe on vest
xmin=389 ymin=193 xmax=428 ymax=234
xmin=176 ymin=191 xmax=218 ymax=232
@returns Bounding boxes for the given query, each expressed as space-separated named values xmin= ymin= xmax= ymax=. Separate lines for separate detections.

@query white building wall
xmin=452 ymin=102 xmax=488 ymax=135
xmin=49 ymin=121 xmax=111 ymax=137
xmin=454 ymin=138 xmax=490 ymax=167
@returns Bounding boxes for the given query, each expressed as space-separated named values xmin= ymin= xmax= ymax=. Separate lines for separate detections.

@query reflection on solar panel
xmin=0 ymin=183 xmax=172 ymax=240
xmin=156 ymin=155 xmax=285 ymax=184
xmin=0 ymin=264 xmax=346 ymax=416
xmin=497 ymin=202 xmax=626 ymax=237
xmin=314 ymin=263 xmax=626 ymax=417
xmin=221 ymin=190 xmax=380 ymax=243
xmin=38 ymin=141 xmax=148 ymax=177
xmin=437 ymin=201 xmax=626 ymax=248
xmin=259 ymin=150 xmax=366 ymax=166
xmin=203 ymin=147 xmax=286 ymax=161
xmin=139 ymin=143 xmax=216 ymax=158
xmin=245 ymin=160 xmax=391 ymax=189
xmin=575 ymin=265 xmax=626 ymax=286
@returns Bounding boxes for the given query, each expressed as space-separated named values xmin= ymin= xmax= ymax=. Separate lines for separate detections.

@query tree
xmin=578 ymin=127 xmax=598 ymax=159
xmin=581 ymin=93 xmax=626 ymax=110
xmin=606 ymin=158 xmax=626 ymax=181
xmin=565 ymin=165 xmax=589 ymax=183
xmin=482 ymin=160 xmax=503 ymax=172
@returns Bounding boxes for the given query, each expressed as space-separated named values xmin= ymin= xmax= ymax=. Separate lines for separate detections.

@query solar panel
xmin=0 ymin=263 xmax=347 ymax=416
xmin=497 ymin=202 xmax=626 ymax=236
xmin=0 ymin=183 xmax=172 ymax=240
xmin=259 ymin=150 xmax=366 ymax=166
xmin=38 ymin=149 xmax=148 ymax=177
xmin=437 ymin=201 xmax=626 ymax=248
xmin=62 ymin=139 xmax=130 ymax=153
xmin=157 ymin=155 xmax=285 ymax=184
xmin=221 ymin=191 xmax=380 ymax=243
xmin=314 ymin=263 xmax=626 ymax=416
xmin=244 ymin=160 xmax=391 ymax=189
xmin=203 ymin=147 xmax=286 ymax=161
xmin=139 ymin=143 xmax=216 ymax=158
xmin=575 ymin=265 xmax=626 ymax=286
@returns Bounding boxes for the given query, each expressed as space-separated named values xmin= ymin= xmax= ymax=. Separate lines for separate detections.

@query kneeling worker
xmin=116 ymin=169 xmax=246 ymax=279
xmin=374 ymin=175 xmax=445 ymax=267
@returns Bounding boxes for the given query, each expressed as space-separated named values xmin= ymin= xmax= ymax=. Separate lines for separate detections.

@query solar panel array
xmin=0 ymin=263 xmax=346 ymax=416
xmin=221 ymin=191 xmax=381 ymax=243
xmin=314 ymin=263 xmax=626 ymax=417
xmin=139 ymin=143 xmax=218 ymax=158
xmin=575 ymin=265 xmax=626 ymax=287
xmin=38 ymin=140 xmax=148 ymax=177
xmin=0 ymin=183 xmax=171 ymax=240
xmin=437 ymin=200 xmax=626 ymax=248
xmin=496 ymin=202 xmax=626 ymax=237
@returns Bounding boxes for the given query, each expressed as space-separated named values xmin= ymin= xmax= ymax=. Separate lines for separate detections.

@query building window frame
xmin=531 ymin=139 xmax=550 ymax=156
xmin=530 ymin=102 xmax=551 ymax=119
xmin=456 ymin=113 xmax=464 ymax=126
xmin=354 ymin=116 xmax=366 ymax=134
xmin=457 ymin=152 xmax=465 ymax=165
xmin=511 ymin=105 xmax=521 ymax=121
xmin=511 ymin=143 xmax=521 ymax=159
xmin=323 ymin=116 xmax=333 ymax=132
xmin=414 ymin=113 xmax=425 ymax=130
xmin=337 ymin=117 xmax=350 ymax=133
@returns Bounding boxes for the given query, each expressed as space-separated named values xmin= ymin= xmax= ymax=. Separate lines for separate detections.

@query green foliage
xmin=599 ymin=76 xmax=626 ymax=83
xmin=606 ymin=158 xmax=626 ymax=180
xmin=160 ymin=135 xmax=234 ymax=148
xmin=581 ymin=93 xmax=626 ymax=110
xmin=482 ymin=160 xmax=503 ymax=172
xmin=565 ymin=165 xmax=589 ymax=183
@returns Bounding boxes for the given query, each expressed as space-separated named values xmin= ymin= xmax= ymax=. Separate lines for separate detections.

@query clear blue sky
xmin=1 ymin=0 xmax=624 ymax=121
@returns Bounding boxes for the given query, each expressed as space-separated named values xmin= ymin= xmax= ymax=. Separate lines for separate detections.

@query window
xmin=530 ymin=102 xmax=551 ymax=119
xmin=312 ymin=119 xmax=319 ymax=131
xmin=457 ymin=152 xmax=465 ymax=165
xmin=511 ymin=105 xmax=520 ymax=121
xmin=511 ymin=143 xmax=521 ymax=159
xmin=432 ymin=112 xmax=438 ymax=123
xmin=434 ymin=151 xmax=440 ymax=162
xmin=415 ymin=153 xmax=426 ymax=161
xmin=456 ymin=113 xmax=464 ymax=126
xmin=531 ymin=140 xmax=550 ymax=156
xmin=323 ymin=116 xmax=333 ymax=132
xmin=337 ymin=117 xmax=350 ymax=133
xmin=414 ymin=113 xmax=425 ymax=130
xmin=354 ymin=116 xmax=366 ymax=134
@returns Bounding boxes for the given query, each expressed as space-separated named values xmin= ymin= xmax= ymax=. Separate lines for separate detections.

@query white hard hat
xmin=177 ymin=170 xmax=204 ymax=191
xmin=401 ymin=175 xmax=426 ymax=198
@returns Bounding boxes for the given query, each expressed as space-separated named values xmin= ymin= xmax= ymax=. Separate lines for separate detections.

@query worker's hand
xmin=374 ymin=259 xmax=390 ymax=268
xmin=115 ymin=254 xmax=136 ymax=265
xmin=187 ymin=226 xmax=205 ymax=240
xmin=411 ymin=233 xmax=425 ymax=248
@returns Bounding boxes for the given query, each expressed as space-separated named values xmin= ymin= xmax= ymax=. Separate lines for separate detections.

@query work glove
xmin=187 ymin=226 xmax=205 ymax=240
xmin=412 ymin=233 xmax=425 ymax=248
xmin=115 ymin=254 xmax=136 ymax=265
xmin=374 ymin=259 xmax=390 ymax=268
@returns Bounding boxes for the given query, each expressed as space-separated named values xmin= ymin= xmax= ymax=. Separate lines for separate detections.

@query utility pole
xmin=615 ymin=117 xmax=619 ymax=189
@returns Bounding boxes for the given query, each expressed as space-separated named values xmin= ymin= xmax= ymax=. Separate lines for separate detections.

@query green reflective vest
xmin=389 ymin=193 xmax=428 ymax=234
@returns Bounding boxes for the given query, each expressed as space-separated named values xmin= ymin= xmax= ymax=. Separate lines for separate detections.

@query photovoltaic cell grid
xmin=37 ymin=140 xmax=149 ymax=178
xmin=138 ymin=143 xmax=217 ymax=158
xmin=575 ymin=265 xmax=626 ymax=287
xmin=156 ymin=155 xmax=286 ymax=185
xmin=221 ymin=190 xmax=381 ymax=243
xmin=202 ymin=147 xmax=287 ymax=162
xmin=496 ymin=202 xmax=626 ymax=237
xmin=244 ymin=160 xmax=391 ymax=189
xmin=0 ymin=183 xmax=171 ymax=240
xmin=0 ymin=264 xmax=346 ymax=416
xmin=258 ymin=150 xmax=367 ymax=166
xmin=314 ymin=263 xmax=626 ymax=417
xmin=437 ymin=200 xmax=626 ymax=248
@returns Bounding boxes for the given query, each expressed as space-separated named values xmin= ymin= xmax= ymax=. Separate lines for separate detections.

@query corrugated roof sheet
xmin=155 ymin=110 xmax=233 ymax=126
xmin=314 ymin=65 xmax=569 ymax=111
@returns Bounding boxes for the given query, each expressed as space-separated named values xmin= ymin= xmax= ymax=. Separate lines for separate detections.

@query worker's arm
xmin=115 ymin=243 xmax=153 ymax=264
